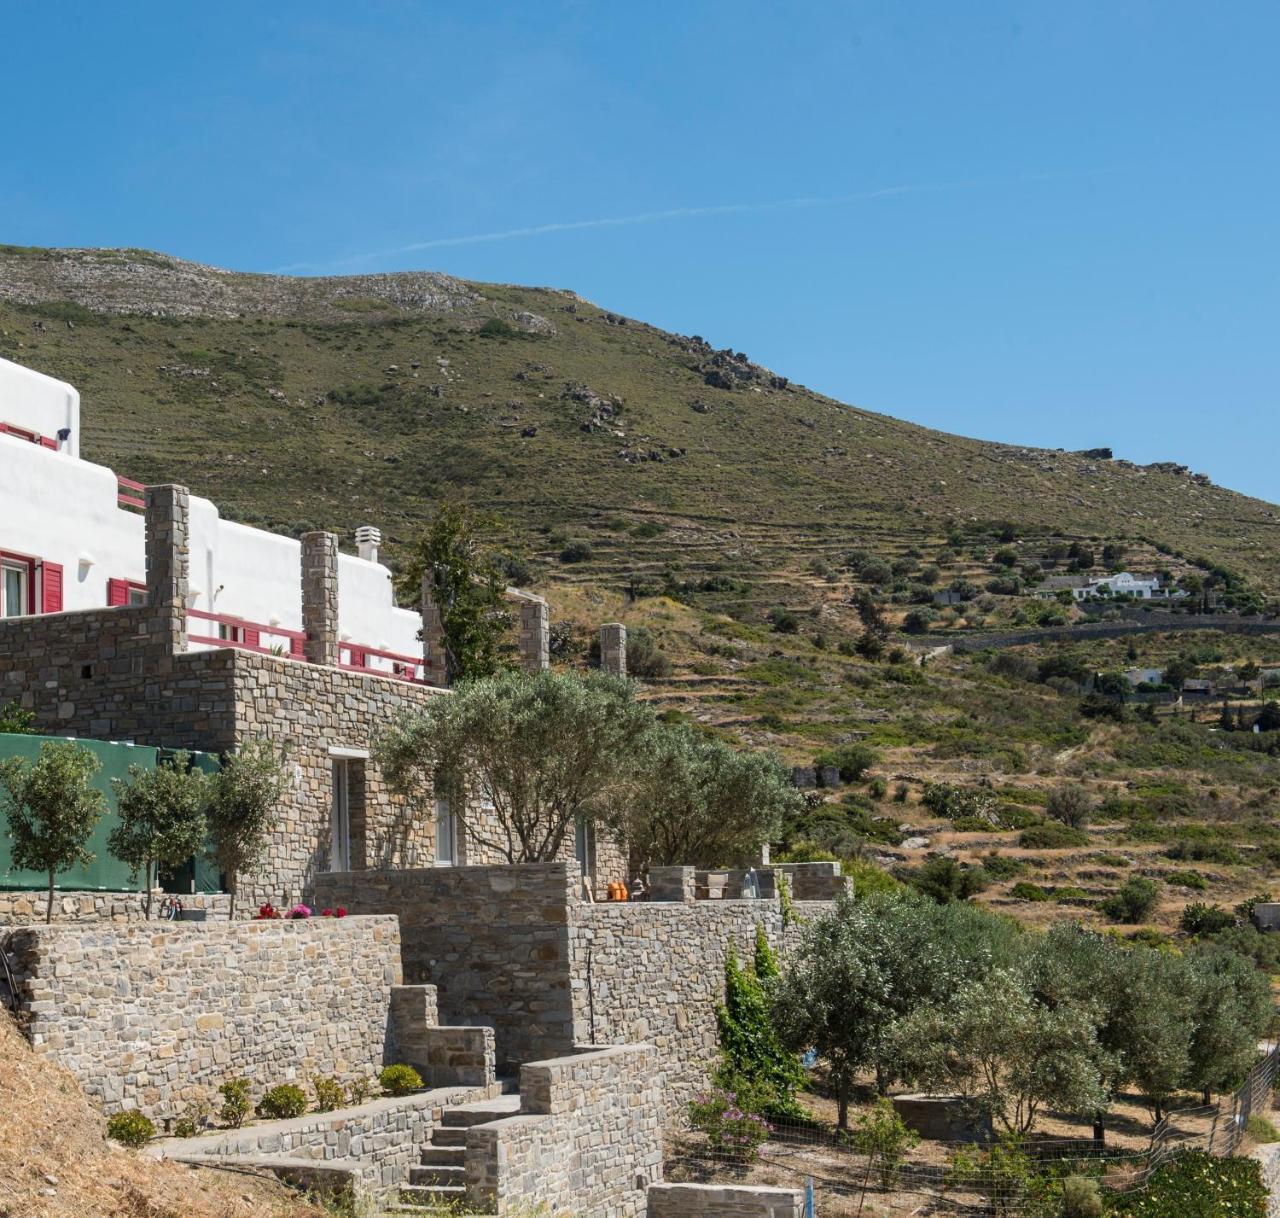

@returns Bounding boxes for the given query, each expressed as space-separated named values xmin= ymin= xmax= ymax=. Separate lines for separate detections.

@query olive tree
xmin=206 ymin=740 xmax=286 ymax=919
xmin=888 ymin=965 xmax=1109 ymax=1134
xmin=621 ymin=724 xmax=803 ymax=868
xmin=108 ymin=753 xmax=209 ymax=919
xmin=378 ymin=668 xmax=654 ymax=864
xmin=0 ymin=741 xmax=107 ymax=922
xmin=1182 ymin=945 xmax=1273 ymax=1104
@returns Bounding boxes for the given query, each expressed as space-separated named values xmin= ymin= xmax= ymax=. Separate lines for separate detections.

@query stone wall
xmin=466 ymin=1044 xmax=663 ymax=1218
xmin=164 ymin=1084 xmax=494 ymax=1192
xmin=317 ymin=862 xmax=831 ymax=1109
xmin=7 ymin=915 xmax=403 ymax=1119
xmin=316 ymin=863 xmax=579 ymax=1071
xmin=647 ymin=1184 xmax=804 ymax=1218
xmin=0 ymin=890 xmax=230 ymax=925
xmin=568 ymin=899 xmax=824 ymax=1108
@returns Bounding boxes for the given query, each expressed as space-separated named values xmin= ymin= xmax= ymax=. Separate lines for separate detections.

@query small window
xmin=218 ymin=622 xmax=245 ymax=644
xmin=1 ymin=560 xmax=30 ymax=618
xmin=435 ymin=798 xmax=457 ymax=866
xmin=126 ymin=585 xmax=146 ymax=607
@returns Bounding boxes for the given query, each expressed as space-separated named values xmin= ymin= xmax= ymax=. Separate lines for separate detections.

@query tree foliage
xmin=206 ymin=740 xmax=286 ymax=919
xmin=395 ymin=501 xmax=513 ymax=684
xmin=379 ymin=668 xmax=653 ymax=864
xmin=623 ymin=724 xmax=802 ymax=868
xmin=109 ymin=753 xmax=209 ymax=918
xmin=0 ymin=741 xmax=107 ymax=922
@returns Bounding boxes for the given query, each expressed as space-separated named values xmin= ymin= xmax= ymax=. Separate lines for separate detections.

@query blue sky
xmin=3 ymin=2 xmax=1277 ymax=501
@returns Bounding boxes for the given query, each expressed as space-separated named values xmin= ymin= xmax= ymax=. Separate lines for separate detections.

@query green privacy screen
xmin=0 ymin=733 xmax=222 ymax=892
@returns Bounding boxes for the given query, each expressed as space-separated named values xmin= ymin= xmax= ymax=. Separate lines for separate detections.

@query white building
xmin=0 ymin=356 xmax=426 ymax=680
xmin=1035 ymin=571 xmax=1184 ymax=603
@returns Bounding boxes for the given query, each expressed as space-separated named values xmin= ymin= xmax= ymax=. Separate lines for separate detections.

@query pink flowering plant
xmin=287 ymin=903 xmax=311 ymax=919
xmin=688 ymin=1087 xmax=771 ymax=1162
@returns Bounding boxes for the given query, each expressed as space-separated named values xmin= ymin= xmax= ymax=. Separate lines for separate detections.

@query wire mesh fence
xmin=666 ymin=1044 xmax=1280 ymax=1216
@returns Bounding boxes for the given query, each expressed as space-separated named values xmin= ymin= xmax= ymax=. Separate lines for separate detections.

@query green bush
xmin=1165 ymin=869 xmax=1208 ymax=891
xmin=896 ymin=856 xmax=987 ymax=904
xmin=814 ymin=743 xmax=880 ymax=783
xmin=558 ymin=540 xmax=594 ymax=564
xmin=980 ymin=853 xmax=1026 ymax=880
xmin=312 ymin=1075 xmax=346 ymax=1113
xmin=173 ymin=1117 xmax=197 ymax=1139
xmin=688 ymin=1087 xmax=770 ymax=1161
xmin=1181 ymin=902 xmax=1235 ymax=936
xmin=1109 ymin=1150 xmax=1267 ymax=1216
xmin=106 ymin=1110 xmax=155 ymax=1147
xmin=1102 ymin=876 xmax=1161 ymax=925
xmin=1053 ymin=886 xmax=1090 ymax=903
xmin=1060 ymin=1175 xmax=1103 ymax=1218
xmin=868 ymin=776 xmax=888 ymax=800
xmin=850 ymin=1098 xmax=920 ymax=1188
xmin=257 ymin=1083 xmax=308 ymax=1119
xmin=1010 ymin=881 xmax=1050 ymax=902
xmin=1019 ymin=823 xmax=1090 ymax=850
xmin=218 ymin=1078 xmax=252 ymax=1128
xmin=379 ymin=1064 xmax=424 ymax=1097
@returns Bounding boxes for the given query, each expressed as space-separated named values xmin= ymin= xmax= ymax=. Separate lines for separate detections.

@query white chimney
xmin=355 ymin=524 xmax=381 ymax=564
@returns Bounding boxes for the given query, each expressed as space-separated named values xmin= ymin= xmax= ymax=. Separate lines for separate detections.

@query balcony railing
xmin=340 ymin=642 xmax=429 ymax=684
xmin=117 ymin=475 xmax=145 ymax=511
xmin=187 ymin=609 xmax=306 ymax=658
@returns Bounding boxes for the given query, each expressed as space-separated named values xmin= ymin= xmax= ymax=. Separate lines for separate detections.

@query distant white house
xmin=0 ymin=356 xmax=427 ymax=680
xmin=1124 ymin=667 xmax=1165 ymax=687
xmin=1035 ymin=571 xmax=1186 ymax=603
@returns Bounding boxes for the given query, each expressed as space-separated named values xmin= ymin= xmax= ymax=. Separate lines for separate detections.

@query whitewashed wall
xmin=0 ymin=356 xmax=422 ymax=665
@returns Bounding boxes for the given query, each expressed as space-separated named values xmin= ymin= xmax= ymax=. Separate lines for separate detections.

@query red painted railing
xmin=117 ymin=474 xmax=145 ymax=511
xmin=187 ymin=609 xmax=307 ymax=658
xmin=340 ymin=642 xmax=429 ymax=684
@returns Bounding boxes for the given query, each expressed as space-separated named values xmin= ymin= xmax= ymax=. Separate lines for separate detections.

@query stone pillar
xmin=420 ymin=574 xmax=448 ymax=685
xmin=300 ymin=531 xmax=339 ymax=667
xmin=600 ymin=622 xmax=627 ymax=678
xmin=646 ymin=865 xmax=696 ymax=902
xmin=144 ymin=484 xmax=189 ymax=655
xmin=519 ymin=597 xmax=549 ymax=672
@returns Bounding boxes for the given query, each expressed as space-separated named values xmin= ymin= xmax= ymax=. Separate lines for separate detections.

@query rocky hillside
xmin=1 ymin=244 xmax=1277 ymax=612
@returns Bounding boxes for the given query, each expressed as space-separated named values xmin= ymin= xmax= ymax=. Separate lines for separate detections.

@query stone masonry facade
xmin=7 ymin=916 xmax=404 ymax=1119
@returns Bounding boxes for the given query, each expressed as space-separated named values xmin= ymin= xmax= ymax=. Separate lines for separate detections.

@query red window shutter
xmin=107 ymin=578 xmax=129 ymax=606
xmin=41 ymin=562 xmax=63 ymax=613
xmin=290 ymin=635 xmax=305 ymax=658
xmin=243 ymin=627 xmax=261 ymax=648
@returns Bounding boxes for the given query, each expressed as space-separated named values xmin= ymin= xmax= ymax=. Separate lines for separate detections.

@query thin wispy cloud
xmin=274 ymin=169 xmax=1115 ymax=275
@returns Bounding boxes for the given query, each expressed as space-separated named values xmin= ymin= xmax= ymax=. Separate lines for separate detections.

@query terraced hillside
xmin=1 ymin=244 xmax=1277 ymax=610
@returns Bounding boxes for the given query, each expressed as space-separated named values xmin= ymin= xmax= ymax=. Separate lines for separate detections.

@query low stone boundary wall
xmin=7 ymin=915 xmax=403 ymax=1119
xmin=174 ymin=1154 xmax=360 ymax=1204
xmin=391 ymin=987 xmax=495 ymax=1088
xmin=465 ymin=1044 xmax=663 ymax=1218
xmin=160 ymin=1082 xmax=494 ymax=1192
xmin=0 ymin=889 xmax=231 ymax=924
xmin=647 ymin=1183 xmax=804 ymax=1217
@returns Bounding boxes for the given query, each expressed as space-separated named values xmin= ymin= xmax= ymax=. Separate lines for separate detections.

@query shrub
xmin=901 ymin=608 xmax=935 ymax=634
xmin=896 ymin=856 xmax=987 ymax=904
xmin=379 ymin=1064 xmax=424 ymax=1096
xmin=624 ymin=625 xmax=673 ymax=680
xmin=106 ymin=1110 xmax=155 ymax=1148
xmin=1060 ymin=1175 xmax=1103 ymax=1218
xmin=850 ymin=1098 xmax=920 ymax=1188
xmin=770 ymin=610 xmax=800 ymax=634
xmin=558 ymin=540 xmax=594 ymax=564
xmin=688 ymin=1088 xmax=770 ymax=1161
xmin=1109 ymin=1150 xmax=1267 ymax=1217
xmin=1045 ymin=786 xmax=1093 ymax=829
xmin=313 ymin=1075 xmax=346 ymax=1113
xmin=173 ymin=1117 xmax=197 ymax=1139
xmin=347 ymin=1078 xmax=373 ymax=1106
xmin=981 ymin=852 xmax=1026 ymax=880
xmin=1247 ymin=1114 xmax=1280 ymax=1143
xmin=868 ymin=776 xmax=888 ymax=800
xmin=1010 ymin=881 xmax=1049 ymax=902
xmin=1180 ymin=902 xmax=1235 ymax=935
xmin=814 ymin=743 xmax=879 ymax=783
xmin=1019 ymin=823 xmax=1090 ymax=850
xmin=1164 ymin=869 xmax=1208 ymax=891
xmin=257 ymin=1083 xmax=308 ymax=1120
xmin=922 ymin=782 xmax=997 ymax=824
xmin=218 ymin=1078 xmax=252 ymax=1128
xmin=1102 ymin=876 xmax=1160 ymax=924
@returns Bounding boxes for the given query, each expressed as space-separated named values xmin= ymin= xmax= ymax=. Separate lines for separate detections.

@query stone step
xmin=409 ymin=1163 xmax=466 ymax=1187
xmin=420 ymin=1145 xmax=466 ymax=1167
xmin=441 ymin=1094 xmax=522 ymax=1127
xmin=430 ymin=1126 xmax=469 ymax=1147
xmin=397 ymin=1183 xmax=467 ymax=1205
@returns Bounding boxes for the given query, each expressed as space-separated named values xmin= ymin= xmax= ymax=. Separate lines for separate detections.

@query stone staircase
xmin=389 ymin=1085 xmax=522 ymax=1214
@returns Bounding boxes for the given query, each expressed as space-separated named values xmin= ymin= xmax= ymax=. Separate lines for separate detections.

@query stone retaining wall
xmin=316 ymin=863 xmax=580 ymax=1070
xmin=647 ymin=1183 xmax=804 ymax=1218
xmin=7 ymin=915 xmax=403 ymax=1119
xmin=465 ymin=1044 xmax=663 ymax=1218
xmin=163 ymin=1083 xmax=494 ymax=1191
